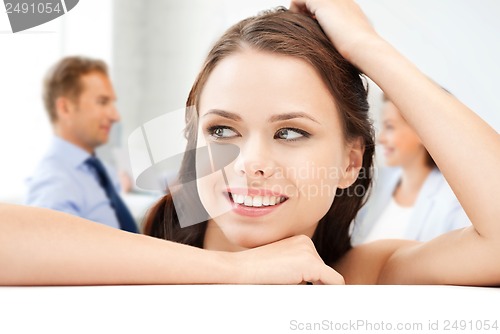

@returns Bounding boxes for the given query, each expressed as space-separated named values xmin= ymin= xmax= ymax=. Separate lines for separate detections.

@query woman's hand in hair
xmin=289 ymin=0 xmax=379 ymax=61
xmin=234 ymin=235 xmax=345 ymax=285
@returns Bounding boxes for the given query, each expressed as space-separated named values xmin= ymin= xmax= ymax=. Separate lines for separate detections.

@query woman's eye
xmin=208 ymin=126 xmax=238 ymax=139
xmin=274 ymin=128 xmax=310 ymax=141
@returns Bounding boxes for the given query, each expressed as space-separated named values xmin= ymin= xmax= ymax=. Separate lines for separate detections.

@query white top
xmin=363 ymin=197 xmax=414 ymax=243
xmin=351 ymin=167 xmax=471 ymax=245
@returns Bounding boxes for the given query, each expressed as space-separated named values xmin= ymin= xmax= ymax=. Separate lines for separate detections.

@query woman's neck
xmin=393 ymin=161 xmax=433 ymax=207
xmin=203 ymin=220 xmax=247 ymax=252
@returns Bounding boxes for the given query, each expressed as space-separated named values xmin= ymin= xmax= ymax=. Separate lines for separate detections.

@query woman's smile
xmin=223 ymin=188 xmax=289 ymax=217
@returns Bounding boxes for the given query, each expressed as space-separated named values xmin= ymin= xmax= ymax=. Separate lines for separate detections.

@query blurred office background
xmin=1 ymin=0 xmax=499 ymax=211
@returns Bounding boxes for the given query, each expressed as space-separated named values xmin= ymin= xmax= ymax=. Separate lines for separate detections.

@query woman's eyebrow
xmin=268 ymin=112 xmax=320 ymax=124
xmin=202 ymin=109 xmax=242 ymax=121
xmin=202 ymin=109 xmax=319 ymax=124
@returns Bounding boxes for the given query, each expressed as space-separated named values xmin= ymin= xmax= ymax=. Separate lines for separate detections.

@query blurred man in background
xmin=26 ymin=56 xmax=138 ymax=233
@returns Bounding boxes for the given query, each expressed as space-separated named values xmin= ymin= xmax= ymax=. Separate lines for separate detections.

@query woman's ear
xmin=338 ymin=137 xmax=364 ymax=189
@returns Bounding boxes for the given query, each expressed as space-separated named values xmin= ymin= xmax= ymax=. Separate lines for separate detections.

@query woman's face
xmin=196 ymin=49 xmax=361 ymax=250
xmin=378 ymin=101 xmax=427 ymax=167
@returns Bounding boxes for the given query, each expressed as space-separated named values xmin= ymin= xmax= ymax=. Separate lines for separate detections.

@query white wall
xmin=358 ymin=0 xmax=500 ymax=131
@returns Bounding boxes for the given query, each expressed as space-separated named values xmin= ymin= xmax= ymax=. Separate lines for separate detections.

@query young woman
xmin=144 ymin=0 xmax=500 ymax=285
xmin=145 ymin=5 xmax=373 ymax=267
xmin=351 ymin=96 xmax=470 ymax=245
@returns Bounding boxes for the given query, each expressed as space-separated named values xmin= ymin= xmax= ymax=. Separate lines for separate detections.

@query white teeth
xmin=253 ymin=196 xmax=263 ymax=207
xmin=244 ymin=196 xmax=253 ymax=206
xmin=235 ymin=194 xmax=245 ymax=204
xmin=230 ymin=193 xmax=285 ymax=207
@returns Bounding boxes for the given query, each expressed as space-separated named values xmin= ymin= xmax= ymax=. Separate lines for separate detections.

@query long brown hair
xmin=144 ymin=8 xmax=375 ymax=265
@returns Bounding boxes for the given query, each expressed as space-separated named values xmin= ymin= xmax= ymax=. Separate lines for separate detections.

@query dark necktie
xmin=86 ymin=157 xmax=139 ymax=233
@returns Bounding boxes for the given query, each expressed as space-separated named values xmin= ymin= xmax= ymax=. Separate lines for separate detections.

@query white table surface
xmin=0 ymin=285 xmax=498 ymax=334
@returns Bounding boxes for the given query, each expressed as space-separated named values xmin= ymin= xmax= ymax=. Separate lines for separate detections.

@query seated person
xmin=25 ymin=56 xmax=137 ymax=232
xmin=351 ymin=95 xmax=470 ymax=245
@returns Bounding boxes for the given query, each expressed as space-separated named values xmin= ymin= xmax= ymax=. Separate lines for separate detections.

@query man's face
xmin=62 ymin=72 xmax=119 ymax=153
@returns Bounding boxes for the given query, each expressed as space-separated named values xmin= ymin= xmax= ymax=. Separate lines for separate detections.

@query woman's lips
xmin=230 ymin=193 xmax=286 ymax=207
xmin=223 ymin=190 xmax=288 ymax=217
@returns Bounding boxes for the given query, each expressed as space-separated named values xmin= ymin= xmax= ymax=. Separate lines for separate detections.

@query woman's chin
xmin=225 ymin=233 xmax=279 ymax=250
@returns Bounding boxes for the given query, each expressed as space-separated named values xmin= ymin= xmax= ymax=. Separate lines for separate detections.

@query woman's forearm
xmin=0 ymin=204 xmax=234 ymax=285
xmin=0 ymin=204 xmax=343 ymax=285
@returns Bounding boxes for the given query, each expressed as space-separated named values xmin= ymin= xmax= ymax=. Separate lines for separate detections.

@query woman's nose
xmin=233 ymin=139 xmax=276 ymax=180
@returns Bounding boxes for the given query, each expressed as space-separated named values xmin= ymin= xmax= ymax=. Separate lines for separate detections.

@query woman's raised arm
xmin=291 ymin=0 xmax=500 ymax=284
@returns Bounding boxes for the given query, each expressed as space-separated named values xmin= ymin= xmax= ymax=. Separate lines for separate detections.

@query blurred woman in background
xmin=351 ymin=96 xmax=470 ymax=245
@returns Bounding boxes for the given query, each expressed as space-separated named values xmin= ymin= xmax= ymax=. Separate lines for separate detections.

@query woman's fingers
xmin=289 ymin=0 xmax=311 ymax=15
xmin=289 ymin=0 xmax=378 ymax=61
xmin=237 ymin=235 xmax=345 ymax=285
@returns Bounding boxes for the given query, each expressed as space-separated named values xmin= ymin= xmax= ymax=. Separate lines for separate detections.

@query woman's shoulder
xmin=332 ymin=239 xmax=419 ymax=284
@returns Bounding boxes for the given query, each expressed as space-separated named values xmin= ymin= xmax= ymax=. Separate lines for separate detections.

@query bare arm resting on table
xmin=291 ymin=0 xmax=500 ymax=285
xmin=0 ymin=204 xmax=343 ymax=285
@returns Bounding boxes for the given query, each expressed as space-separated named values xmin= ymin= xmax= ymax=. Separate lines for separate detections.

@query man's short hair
xmin=43 ymin=56 xmax=108 ymax=123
